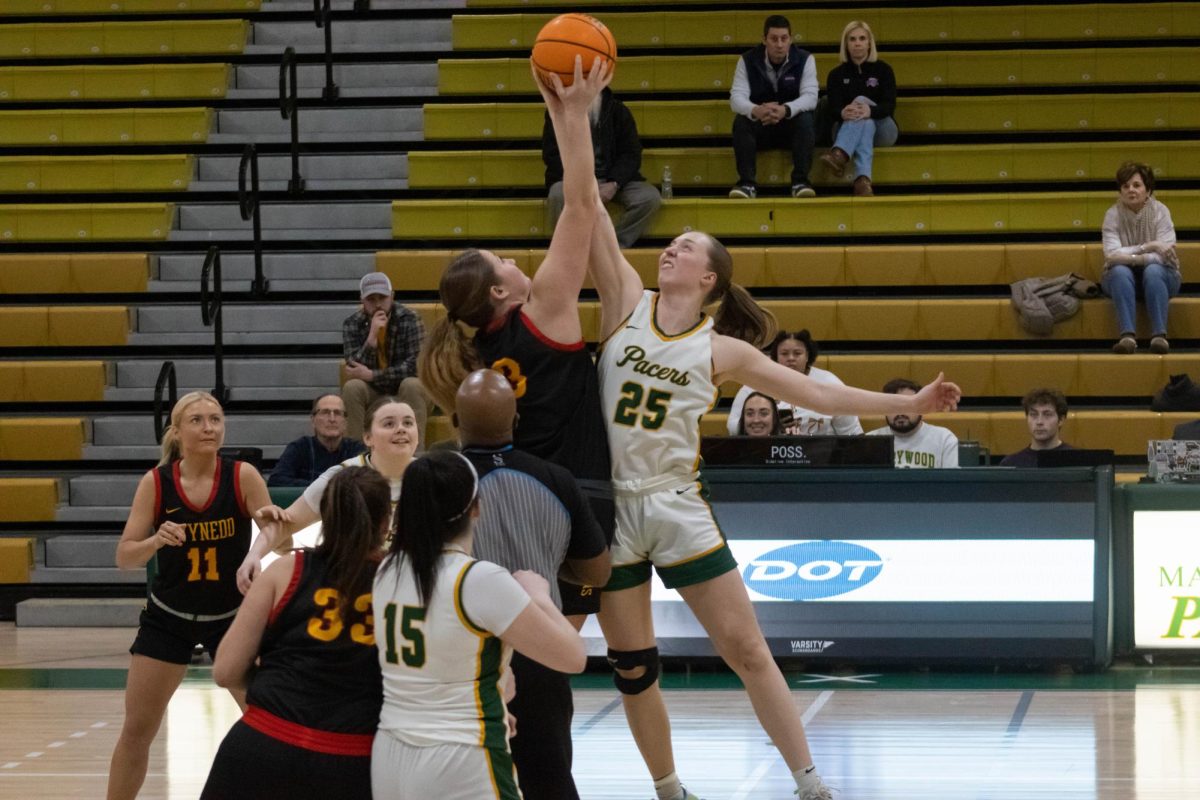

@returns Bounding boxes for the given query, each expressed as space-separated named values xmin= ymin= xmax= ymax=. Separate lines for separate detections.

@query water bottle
xmin=661 ymin=165 xmax=673 ymax=200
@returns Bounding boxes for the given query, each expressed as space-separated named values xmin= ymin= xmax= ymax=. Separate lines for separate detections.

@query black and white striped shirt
xmin=463 ymin=444 xmax=607 ymax=609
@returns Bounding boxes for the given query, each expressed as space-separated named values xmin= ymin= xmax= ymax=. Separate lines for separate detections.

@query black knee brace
xmin=606 ymin=646 xmax=660 ymax=695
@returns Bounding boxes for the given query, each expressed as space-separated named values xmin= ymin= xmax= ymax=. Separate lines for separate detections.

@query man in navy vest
xmin=728 ymin=15 xmax=818 ymax=199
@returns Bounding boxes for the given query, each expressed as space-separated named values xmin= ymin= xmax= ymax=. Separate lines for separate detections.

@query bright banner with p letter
xmin=1133 ymin=511 xmax=1200 ymax=649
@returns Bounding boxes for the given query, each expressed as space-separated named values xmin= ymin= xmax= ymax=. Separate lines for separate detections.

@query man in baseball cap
xmin=341 ymin=271 xmax=430 ymax=448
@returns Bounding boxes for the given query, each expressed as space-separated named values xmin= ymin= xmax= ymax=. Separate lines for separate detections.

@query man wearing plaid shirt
xmin=341 ymin=271 xmax=429 ymax=448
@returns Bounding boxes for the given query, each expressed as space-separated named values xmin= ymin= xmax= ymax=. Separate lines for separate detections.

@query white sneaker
xmin=795 ymin=783 xmax=833 ymax=800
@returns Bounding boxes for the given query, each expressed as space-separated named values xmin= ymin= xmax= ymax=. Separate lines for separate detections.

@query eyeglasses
xmin=313 ymin=409 xmax=347 ymax=418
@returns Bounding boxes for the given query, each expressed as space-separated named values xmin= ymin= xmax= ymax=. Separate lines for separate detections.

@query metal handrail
xmin=153 ymin=361 xmax=178 ymax=444
xmin=278 ymin=46 xmax=305 ymax=195
xmin=312 ymin=0 xmax=339 ymax=101
xmin=236 ymin=144 xmax=269 ymax=297
xmin=200 ymin=246 xmax=230 ymax=406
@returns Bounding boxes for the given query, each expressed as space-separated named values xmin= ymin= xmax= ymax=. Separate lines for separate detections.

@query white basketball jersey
xmin=599 ymin=291 xmax=718 ymax=484
xmin=373 ymin=552 xmax=528 ymax=749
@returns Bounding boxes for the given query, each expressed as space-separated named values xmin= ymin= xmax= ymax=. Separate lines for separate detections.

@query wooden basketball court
xmin=2 ymin=624 xmax=1197 ymax=799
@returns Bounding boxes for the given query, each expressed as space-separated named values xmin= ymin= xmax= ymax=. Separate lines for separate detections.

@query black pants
xmin=732 ymin=110 xmax=815 ymax=186
xmin=509 ymin=652 xmax=578 ymax=800
xmin=201 ymin=720 xmax=372 ymax=799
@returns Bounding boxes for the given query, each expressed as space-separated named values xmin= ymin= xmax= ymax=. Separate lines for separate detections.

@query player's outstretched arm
xmin=499 ymin=571 xmax=587 ymax=674
xmin=714 ymin=335 xmax=961 ymax=417
xmin=526 ymin=57 xmax=611 ymax=341
xmin=588 ymin=201 xmax=644 ymax=341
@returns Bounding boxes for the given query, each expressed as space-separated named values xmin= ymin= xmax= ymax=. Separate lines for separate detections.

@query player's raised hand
xmin=914 ymin=372 xmax=962 ymax=414
xmin=531 ymin=55 xmax=611 ymax=118
xmin=255 ymin=504 xmax=292 ymax=524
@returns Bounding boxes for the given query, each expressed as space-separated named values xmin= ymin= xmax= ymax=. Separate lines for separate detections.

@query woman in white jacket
xmin=726 ymin=330 xmax=863 ymax=436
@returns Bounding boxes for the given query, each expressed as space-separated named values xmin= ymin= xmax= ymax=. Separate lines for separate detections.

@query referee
xmin=455 ymin=369 xmax=611 ymax=800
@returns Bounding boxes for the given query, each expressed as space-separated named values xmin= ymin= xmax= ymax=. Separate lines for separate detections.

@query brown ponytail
xmin=418 ymin=249 xmax=498 ymax=414
xmin=701 ymin=234 xmax=777 ymax=349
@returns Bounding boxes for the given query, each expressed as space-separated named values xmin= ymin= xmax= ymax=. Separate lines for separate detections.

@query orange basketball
xmin=532 ymin=13 xmax=617 ymax=87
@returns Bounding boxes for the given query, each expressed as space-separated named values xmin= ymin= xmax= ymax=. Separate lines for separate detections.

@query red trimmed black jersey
xmin=245 ymin=550 xmax=383 ymax=745
xmin=151 ymin=458 xmax=251 ymax=616
xmin=476 ymin=307 xmax=612 ymax=484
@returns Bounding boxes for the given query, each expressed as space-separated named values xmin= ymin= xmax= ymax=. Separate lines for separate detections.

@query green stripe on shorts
xmin=485 ymin=744 xmax=521 ymax=800
xmin=603 ymin=561 xmax=653 ymax=592
xmin=658 ymin=544 xmax=737 ymax=589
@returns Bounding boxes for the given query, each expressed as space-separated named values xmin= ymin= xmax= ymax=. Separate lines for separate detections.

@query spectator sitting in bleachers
xmin=267 ymin=394 xmax=365 ymax=487
xmin=737 ymin=391 xmax=783 ymax=437
xmin=999 ymin=388 xmax=1076 ymax=467
xmin=1101 ymin=161 xmax=1180 ymax=355
xmin=342 ymin=271 xmax=430 ymax=448
xmin=866 ymin=378 xmax=959 ymax=468
xmin=542 ymin=87 xmax=661 ymax=248
xmin=728 ymin=14 xmax=818 ymax=199
xmin=820 ymin=21 xmax=898 ymax=197
xmin=726 ymin=330 xmax=863 ymax=436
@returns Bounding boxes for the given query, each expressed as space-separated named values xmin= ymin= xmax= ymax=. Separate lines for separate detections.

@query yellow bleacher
xmin=377 ymin=244 xmax=1200 ymax=290
xmin=454 ymin=4 xmax=1200 ymax=49
xmin=0 ymin=478 xmax=58 ymax=522
xmin=0 ymin=419 xmax=85 ymax=461
xmin=423 ymin=94 xmax=1200 ymax=140
xmin=0 ymin=306 xmax=129 ymax=347
xmin=0 ymin=63 xmax=229 ymax=102
xmin=0 ymin=108 xmax=212 ymax=146
xmin=438 ymin=48 xmax=1200 ymax=95
xmin=0 ymin=155 xmax=193 ymax=193
xmin=6 ymin=0 xmax=259 ymax=14
xmin=392 ymin=191 xmax=1200 ymax=240
xmin=0 ymin=361 xmax=107 ymax=402
xmin=0 ymin=20 xmax=248 ymax=58
xmin=0 ymin=253 xmax=148 ymax=293
xmin=409 ymin=140 xmax=1200 ymax=189
xmin=0 ymin=202 xmax=173 ymax=241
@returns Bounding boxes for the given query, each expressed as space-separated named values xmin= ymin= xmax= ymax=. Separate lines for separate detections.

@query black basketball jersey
xmin=245 ymin=550 xmax=382 ymax=752
xmin=151 ymin=458 xmax=251 ymax=616
xmin=476 ymin=307 xmax=612 ymax=483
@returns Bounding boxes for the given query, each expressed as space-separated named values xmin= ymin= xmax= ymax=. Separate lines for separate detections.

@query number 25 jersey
xmin=598 ymin=291 xmax=718 ymax=484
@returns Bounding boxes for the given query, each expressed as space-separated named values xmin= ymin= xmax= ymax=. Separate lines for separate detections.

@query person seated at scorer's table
xmin=726 ymin=330 xmax=863 ymax=437
xmin=866 ymin=378 xmax=959 ymax=468
xmin=268 ymin=394 xmax=366 ymax=488
xmin=737 ymin=391 xmax=784 ymax=437
xmin=999 ymin=389 xmax=1076 ymax=467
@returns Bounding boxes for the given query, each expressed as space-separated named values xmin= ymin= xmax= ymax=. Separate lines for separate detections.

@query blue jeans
xmin=1100 ymin=262 xmax=1181 ymax=337
xmin=832 ymin=116 xmax=899 ymax=180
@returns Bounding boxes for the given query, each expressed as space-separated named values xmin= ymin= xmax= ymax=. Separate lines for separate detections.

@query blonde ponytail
xmin=420 ymin=249 xmax=502 ymax=414
xmin=157 ymin=391 xmax=223 ymax=466
xmin=418 ymin=317 xmax=484 ymax=415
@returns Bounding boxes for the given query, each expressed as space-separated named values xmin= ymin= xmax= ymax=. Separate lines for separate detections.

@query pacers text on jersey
xmin=615 ymin=345 xmax=692 ymax=386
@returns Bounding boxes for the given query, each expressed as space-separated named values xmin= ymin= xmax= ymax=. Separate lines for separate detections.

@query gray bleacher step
xmin=57 ymin=505 xmax=138 ymax=522
xmin=44 ymin=535 xmax=120 ymax=568
xmin=113 ymin=358 xmax=341 ymax=390
xmin=126 ymin=331 xmax=340 ymax=346
xmin=214 ymin=107 xmax=421 ymax=138
xmin=176 ymin=202 xmax=391 ymax=231
xmin=134 ymin=302 xmax=357 ymax=333
xmin=91 ymin=414 xmax=310 ymax=448
xmin=17 ymin=598 xmax=143 ymax=627
xmin=249 ymin=19 xmax=450 ymax=51
xmin=68 ymin=474 xmax=142 ymax=507
xmin=157 ymin=251 xmax=376 ymax=283
xmin=148 ymin=279 xmax=367 ymax=293
xmin=190 ymin=153 xmax=407 ymax=192
xmin=84 ymin=444 xmax=286 ymax=460
xmin=168 ymin=228 xmax=392 ymax=242
xmin=105 ymin=386 xmax=329 ymax=401
xmin=231 ymin=63 xmax=436 ymax=95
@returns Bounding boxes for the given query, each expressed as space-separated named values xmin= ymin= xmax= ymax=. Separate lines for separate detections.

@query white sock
xmin=653 ymin=771 xmax=685 ymax=800
xmin=793 ymin=764 xmax=822 ymax=791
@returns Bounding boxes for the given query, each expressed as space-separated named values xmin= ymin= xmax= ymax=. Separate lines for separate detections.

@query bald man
xmin=456 ymin=369 xmax=610 ymax=800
